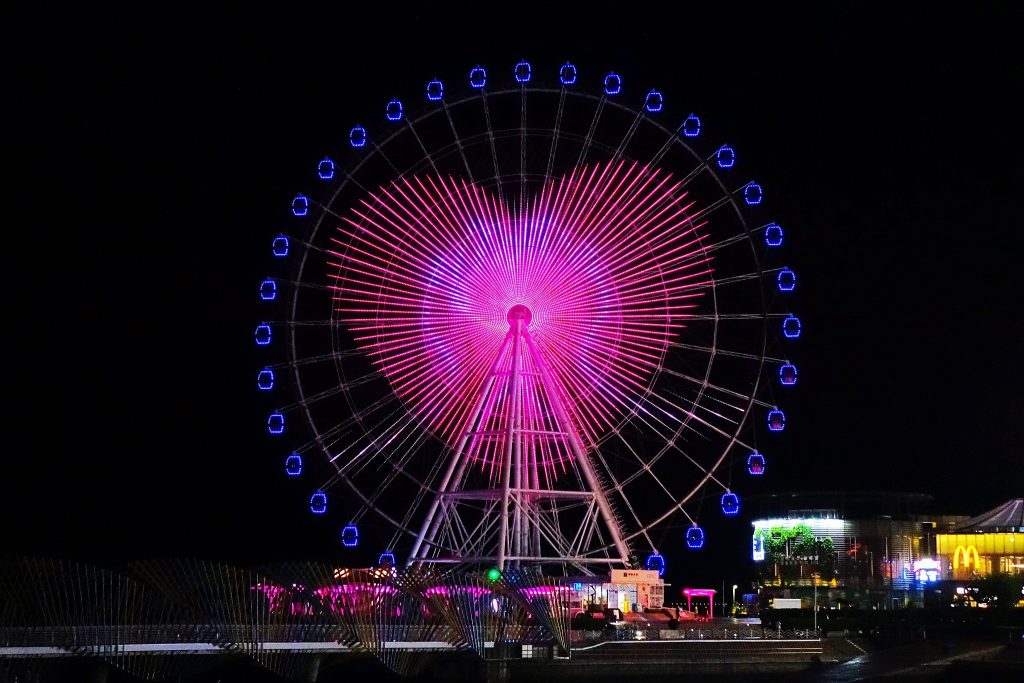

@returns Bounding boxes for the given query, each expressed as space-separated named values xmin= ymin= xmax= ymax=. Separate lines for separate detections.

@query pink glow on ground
xmin=329 ymin=161 xmax=713 ymax=467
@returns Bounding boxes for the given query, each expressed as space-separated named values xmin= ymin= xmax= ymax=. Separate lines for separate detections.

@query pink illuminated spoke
xmin=330 ymin=162 xmax=714 ymax=476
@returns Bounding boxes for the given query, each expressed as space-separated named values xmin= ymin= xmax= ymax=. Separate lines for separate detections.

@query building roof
xmin=954 ymin=499 xmax=1024 ymax=532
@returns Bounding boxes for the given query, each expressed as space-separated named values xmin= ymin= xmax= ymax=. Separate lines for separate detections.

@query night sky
xmin=6 ymin=5 xmax=1023 ymax=589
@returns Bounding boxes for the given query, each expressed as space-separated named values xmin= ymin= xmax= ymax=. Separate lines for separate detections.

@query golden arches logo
xmin=953 ymin=545 xmax=980 ymax=570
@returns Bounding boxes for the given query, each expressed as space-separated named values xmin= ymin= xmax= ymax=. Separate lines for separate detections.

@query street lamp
xmin=811 ymin=572 xmax=821 ymax=632
xmin=731 ymin=584 xmax=738 ymax=616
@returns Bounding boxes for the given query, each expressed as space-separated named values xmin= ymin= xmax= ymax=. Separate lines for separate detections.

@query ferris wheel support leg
xmin=408 ymin=333 xmax=513 ymax=566
xmin=522 ymin=329 xmax=632 ymax=567
xmin=497 ymin=319 xmax=524 ymax=570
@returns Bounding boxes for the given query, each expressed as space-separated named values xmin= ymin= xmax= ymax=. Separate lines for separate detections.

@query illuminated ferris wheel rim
xmin=259 ymin=62 xmax=799 ymax=567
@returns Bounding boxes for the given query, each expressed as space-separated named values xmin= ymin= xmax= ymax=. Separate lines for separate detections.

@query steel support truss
xmin=409 ymin=307 xmax=631 ymax=571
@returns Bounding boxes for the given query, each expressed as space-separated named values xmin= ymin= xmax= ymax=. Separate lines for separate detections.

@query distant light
xmin=469 ymin=66 xmax=487 ymax=89
xmin=604 ymin=72 xmax=622 ymax=96
xmin=257 ymin=367 xmax=275 ymax=391
xmin=385 ymin=99 xmax=403 ymax=122
xmin=267 ymin=411 xmax=285 ymax=435
xmin=259 ymin=279 xmax=276 ymax=301
xmin=514 ymin=61 xmax=531 ymax=83
xmin=310 ymin=490 xmax=327 ymax=514
xmin=682 ymin=113 xmax=701 ymax=137
xmin=486 ymin=567 xmax=501 ymax=582
xmin=272 ymin=234 xmax=289 ymax=257
xmin=317 ymin=157 xmax=335 ymax=180
xmin=716 ymin=145 xmax=736 ymax=169
xmin=254 ymin=323 xmax=272 ymax=346
xmin=644 ymin=89 xmax=663 ymax=112
xmin=559 ymin=62 xmax=577 ymax=85
xmin=426 ymin=80 xmax=444 ymax=101
xmin=349 ymin=126 xmax=367 ymax=148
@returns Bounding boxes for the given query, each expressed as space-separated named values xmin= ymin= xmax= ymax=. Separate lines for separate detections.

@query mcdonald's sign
xmin=953 ymin=545 xmax=981 ymax=570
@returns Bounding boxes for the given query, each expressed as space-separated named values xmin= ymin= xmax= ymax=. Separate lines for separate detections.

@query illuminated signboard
xmin=913 ymin=558 xmax=941 ymax=583
xmin=753 ymin=535 xmax=766 ymax=561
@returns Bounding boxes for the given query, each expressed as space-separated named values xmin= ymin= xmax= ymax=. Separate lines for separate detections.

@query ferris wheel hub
xmin=506 ymin=304 xmax=532 ymax=327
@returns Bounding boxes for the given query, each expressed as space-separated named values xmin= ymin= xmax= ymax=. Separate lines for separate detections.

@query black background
xmin=5 ymin=3 xmax=1023 ymax=591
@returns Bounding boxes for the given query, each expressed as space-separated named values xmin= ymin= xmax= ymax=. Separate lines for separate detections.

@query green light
xmin=486 ymin=568 xmax=501 ymax=582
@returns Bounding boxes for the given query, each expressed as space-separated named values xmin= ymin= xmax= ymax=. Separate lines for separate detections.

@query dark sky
xmin=5 ymin=4 xmax=1023 ymax=588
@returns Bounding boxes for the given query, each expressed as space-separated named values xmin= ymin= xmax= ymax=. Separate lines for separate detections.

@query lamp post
xmin=811 ymin=572 xmax=821 ymax=633
xmin=732 ymin=584 xmax=738 ymax=616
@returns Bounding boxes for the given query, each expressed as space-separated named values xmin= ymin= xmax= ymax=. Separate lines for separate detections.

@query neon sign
xmin=913 ymin=558 xmax=941 ymax=583
xmin=953 ymin=545 xmax=981 ymax=570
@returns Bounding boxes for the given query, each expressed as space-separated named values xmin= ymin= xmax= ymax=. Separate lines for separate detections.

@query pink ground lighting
xmin=328 ymin=161 xmax=713 ymax=466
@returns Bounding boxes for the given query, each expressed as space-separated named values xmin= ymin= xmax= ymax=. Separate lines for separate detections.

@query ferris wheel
xmin=253 ymin=61 xmax=799 ymax=574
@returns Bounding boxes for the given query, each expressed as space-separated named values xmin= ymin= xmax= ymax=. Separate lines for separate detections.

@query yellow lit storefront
xmin=935 ymin=499 xmax=1024 ymax=580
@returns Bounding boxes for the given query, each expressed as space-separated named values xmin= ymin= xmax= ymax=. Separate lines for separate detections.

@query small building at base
xmin=571 ymin=569 xmax=666 ymax=613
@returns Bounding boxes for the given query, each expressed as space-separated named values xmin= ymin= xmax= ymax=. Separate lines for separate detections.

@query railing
xmin=571 ymin=626 xmax=820 ymax=645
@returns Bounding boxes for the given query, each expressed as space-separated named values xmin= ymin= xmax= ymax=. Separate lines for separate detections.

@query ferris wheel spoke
xmin=275 ymin=372 xmax=385 ymax=413
xmin=441 ymin=101 xmax=476 ymax=183
xmin=478 ymin=90 xmax=504 ymax=200
xmin=573 ymin=94 xmax=607 ymax=169
xmin=667 ymin=341 xmax=784 ymax=364
xmin=544 ymin=88 xmax=567 ymax=181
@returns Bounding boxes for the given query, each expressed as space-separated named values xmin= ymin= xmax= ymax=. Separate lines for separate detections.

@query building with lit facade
xmin=750 ymin=492 xmax=966 ymax=609
xmin=935 ymin=499 xmax=1024 ymax=579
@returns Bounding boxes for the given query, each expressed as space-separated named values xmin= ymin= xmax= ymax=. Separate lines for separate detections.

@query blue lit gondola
xmin=259 ymin=279 xmax=276 ymax=301
xmin=779 ymin=363 xmax=797 ymax=386
xmin=254 ymin=323 xmax=272 ymax=346
xmin=682 ymin=113 xmax=701 ymax=137
xmin=385 ymin=100 xmax=403 ymax=122
xmin=721 ymin=491 xmax=740 ymax=516
xmin=764 ymin=223 xmax=783 ymax=247
xmin=272 ymin=234 xmax=289 ymax=257
xmin=469 ymin=66 xmax=487 ymax=89
xmin=559 ymin=62 xmax=577 ymax=85
xmin=747 ymin=452 xmax=766 ymax=476
xmin=514 ymin=61 xmax=531 ymax=83
xmin=644 ymin=89 xmax=663 ymax=112
xmin=426 ymin=80 xmax=443 ymax=101
xmin=341 ymin=524 xmax=359 ymax=548
xmin=782 ymin=315 xmax=801 ymax=339
xmin=767 ymin=408 xmax=785 ymax=432
xmin=716 ymin=145 xmax=735 ymax=169
xmin=349 ymin=126 xmax=367 ymax=148
xmin=257 ymin=367 xmax=274 ymax=391
xmin=285 ymin=453 xmax=303 ymax=477
xmin=317 ymin=158 xmax=335 ymax=180
xmin=686 ymin=525 xmax=705 ymax=550
xmin=604 ymin=73 xmax=622 ymax=96
xmin=378 ymin=551 xmax=397 ymax=567
xmin=777 ymin=269 xmax=796 ymax=292
xmin=267 ymin=411 xmax=285 ymax=435
xmin=310 ymin=490 xmax=327 ymax=514
xmin=645 ymin=552 xmax=666 ymax=576
xmin=291 ymin=194 xmax=308 ymax=217
xmin=744 ymin=182 xmax=763 ymax=205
